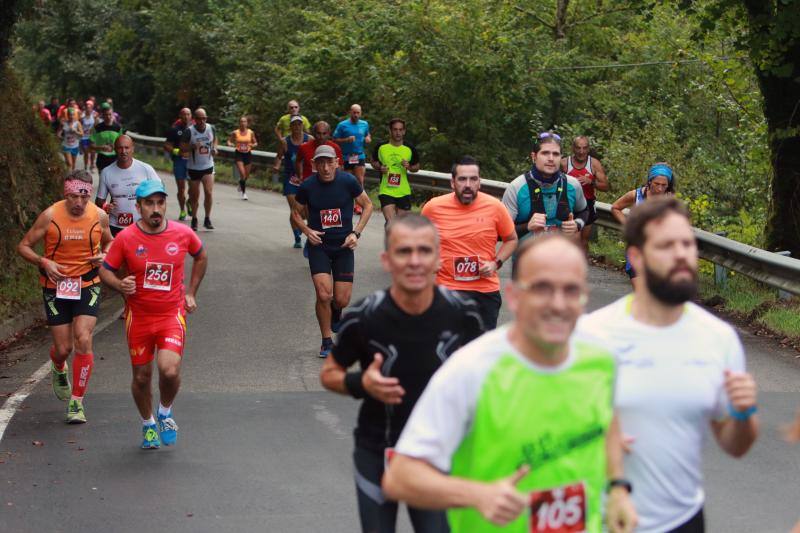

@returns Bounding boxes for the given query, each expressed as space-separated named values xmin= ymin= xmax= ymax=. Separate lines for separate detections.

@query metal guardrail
xmin=129 ymin=131 xmax=800 ymax=295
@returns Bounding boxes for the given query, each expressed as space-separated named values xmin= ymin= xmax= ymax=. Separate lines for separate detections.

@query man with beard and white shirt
xmin=579 ymin=197 xmax=759 ymax=533
xmin=96 ymin=135 xmax=161 ymax=237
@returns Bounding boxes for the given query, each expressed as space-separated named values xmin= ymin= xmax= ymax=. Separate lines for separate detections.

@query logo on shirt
xmin=165 ymin=242 xmax=179 ymax=256
xmin=135 ymin=244 xmax=147 ymax=257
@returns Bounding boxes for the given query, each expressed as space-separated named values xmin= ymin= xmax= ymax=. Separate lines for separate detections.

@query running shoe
xmin=319 ymin=338 xmax=333 ymax=358
xmin=51 ymin=361 xmax=71 ymax=401
xmin=293 ymin=240 xmax=302 ymax=249
xmin=191 ymin=217 xmax=198 ymax=231
xmin=179 ymin=209 xmax=187 ymax=221
xmin=66 ymin=399 xmax=86 ymax=424
xmin=157 ymin=413 xmax=178 ymax=446
xmin=141 ymin=423 xmax=161 ymax=449
xmin=204 ymin=218 xmax=215 ymax=230
xmin=242 ymin=192 xmax=248 ymax=201
xmin=331 ymin=304 xmax=342 ymax=333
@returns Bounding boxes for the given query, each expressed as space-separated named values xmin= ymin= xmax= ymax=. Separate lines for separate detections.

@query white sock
xmin=142 ymin=416 xmax=155 ymax=426
xmin=158 ymin=403 xmax=172 ymax=417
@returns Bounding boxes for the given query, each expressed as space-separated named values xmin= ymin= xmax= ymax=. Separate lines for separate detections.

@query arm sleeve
xmin=102 ymin=236 xmax=125 ymax=271
xmin=409 ymin=144 xmax=420 ymax=165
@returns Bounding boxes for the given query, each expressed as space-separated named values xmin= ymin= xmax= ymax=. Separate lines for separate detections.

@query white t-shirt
xmin=185 ymin=124 xmax=215 ymax=170
xmin=577 ymin=295 xmax=745 ymax=533
xmin=97 ymin=159 xmax=161 ymax=228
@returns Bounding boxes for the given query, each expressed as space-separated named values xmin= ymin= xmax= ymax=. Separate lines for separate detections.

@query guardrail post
xmin=775 ymin=251 xmax=793 ymax=300
xmin=714 ymin=232 xmax=729 ymax=289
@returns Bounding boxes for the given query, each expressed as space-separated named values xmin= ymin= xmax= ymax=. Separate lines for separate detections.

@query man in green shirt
xmin=383 ymin=234 xmax=637 ymax=533
xmin=90 ymin=103 xmax=123 ymax=174
xmin=371 ymin=118 xmax=420 ymax=223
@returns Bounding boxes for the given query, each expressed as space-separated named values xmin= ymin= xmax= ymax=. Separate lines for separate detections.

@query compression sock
xmin=158 ymin=403 xmax=172 ymax=417
xmin=239 ymin=179 xmax=246 ymax=193
xmin=50 ymin=345 xmax=66 ymax=372
xmin=70 ymin=352 xmax=94 ymax=399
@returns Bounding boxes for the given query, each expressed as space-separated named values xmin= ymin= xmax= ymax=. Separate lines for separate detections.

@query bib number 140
xmin=529 ymin=481 xmax=587 ymax=533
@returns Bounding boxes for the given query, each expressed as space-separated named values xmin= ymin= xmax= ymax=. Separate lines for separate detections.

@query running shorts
xmin=234 ymin=152 xmax=252 ymax=165
xmin=173 ymin=157 xmax=188 ymax=180
xmin=282 ymin=173 xmax=302 ymax=197
xmin=586 ymin=199 xmax=599 ymax=225
xmin=188 ymin=167 xmax=214 ymax=181
xmin=378 ymin=194 xmax=412 ymax=211
xmin=80 ymin=138 xmax=91 ymax=149
xmin=307 ymin=243 xmax=355 ymax=282
xmin=42 ymin=284 xmax=101 ymax=326
xmin=125 ymin=308 xmax=187 ymax=366
xmin=62 ymin=146 xmax=80 ymax=156
xmin=344 ymin=157 xmax=366 ymax=170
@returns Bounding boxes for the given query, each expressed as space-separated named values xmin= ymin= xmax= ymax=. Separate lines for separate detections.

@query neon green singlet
xmin=377 ymin=143 xmax=413 ymax=197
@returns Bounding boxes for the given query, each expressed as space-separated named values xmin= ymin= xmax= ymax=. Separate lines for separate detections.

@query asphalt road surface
xmin=1 ymin=166 xmax=799 ymax=532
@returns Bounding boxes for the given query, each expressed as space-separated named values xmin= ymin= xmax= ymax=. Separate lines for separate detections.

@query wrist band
xmin=172 ymin=148 xmax=180 ymax=156
xmin=345 ymin=371 xmax=366 ymax=399
xmin=729 ymin=405 xmax=757 ymax=421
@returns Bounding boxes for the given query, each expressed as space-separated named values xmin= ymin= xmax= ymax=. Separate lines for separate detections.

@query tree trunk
xmin=555 ymin=0 xmax=570 ymax=40
xmin=743 ymin=0 xmax=800 ymax=255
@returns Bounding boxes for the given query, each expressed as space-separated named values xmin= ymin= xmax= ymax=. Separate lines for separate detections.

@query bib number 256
xmin=143 ymin=262 xmax=174 ymax=291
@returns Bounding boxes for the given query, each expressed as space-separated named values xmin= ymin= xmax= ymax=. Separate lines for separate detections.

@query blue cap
xmin=135 ymin=179 xmax=168 ymax=199
xmin=648 ymin=163 xmax=673 ymax=183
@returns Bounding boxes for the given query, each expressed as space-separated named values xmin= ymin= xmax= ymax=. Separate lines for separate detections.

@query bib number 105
xmin=529 ymin=481 xmax=586 ymax=533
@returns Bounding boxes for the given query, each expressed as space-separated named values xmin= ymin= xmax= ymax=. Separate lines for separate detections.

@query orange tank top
xmin=234 ymin=129 xmax=254 ymax=153
xmin=41 ymin=200 xmax=102 ymax=288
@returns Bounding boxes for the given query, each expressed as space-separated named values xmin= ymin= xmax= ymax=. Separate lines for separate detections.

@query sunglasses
xmin=539 ymin=132 xmax=561 ymax=141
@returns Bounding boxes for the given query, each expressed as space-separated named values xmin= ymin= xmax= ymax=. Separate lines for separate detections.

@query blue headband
xmin=648 ymin=164 xmax=673 ymax=183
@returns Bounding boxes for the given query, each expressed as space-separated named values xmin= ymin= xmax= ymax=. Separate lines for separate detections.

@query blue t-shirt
xmin=333 ymin=119 xmax=370 ymax=159
xmin=282 ymin=133 xmax=310 ymax=177
xmin=295 ymin=170 xmax=363 ymax=244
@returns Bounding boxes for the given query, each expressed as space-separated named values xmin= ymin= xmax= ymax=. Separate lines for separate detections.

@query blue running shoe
xmin=158 ymin=413 xmax=178 ymax=446
xmin=319 ymin=338 xmax=333 ymax=358
xmin=141 ymin=423 xmax=161 ymax=449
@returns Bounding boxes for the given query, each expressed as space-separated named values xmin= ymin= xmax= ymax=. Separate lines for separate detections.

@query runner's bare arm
xmin=291 ymin=202 xmax=322 ymax=244
xmin=274 ymin=141 xmax=287 ymax=171
xmin=186 ymin=248 xmax=208 ymax=300
xmin=353 ymin=192 xmax=373 ymax=234
xmin=383 ymin=455 xmax=529 ymax=525
xmin=251 ymin=131 xmax=258 ymax=149
xmin=319 ymin=355 xmax=350 ymax=395
xmin=593 ymin=159 xmax=610 ymax=192
xmin=496 ymin=231 xmax=518 ymax=263
xmin=605 ymin=415 xmax=638 ymax=533
xmin=561 ymin=157 xmax=569 ymax=172
xmin=610 ymin=190 xmax=636 ymax=226
xmin=17 ymin=206 xmax=54 ymax=266
xmin=226 ymin=131 xmax=235 ymax=147
xmin=710 ymin=370 xmax=759 ymax=457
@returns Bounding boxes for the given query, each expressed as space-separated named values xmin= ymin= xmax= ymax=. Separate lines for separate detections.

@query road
xmin=1 ymin=166 xmax=799 ymax=532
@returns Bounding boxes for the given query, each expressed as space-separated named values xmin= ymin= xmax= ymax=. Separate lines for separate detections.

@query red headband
xmin=64 ymin=180 xmax=92 ymax=196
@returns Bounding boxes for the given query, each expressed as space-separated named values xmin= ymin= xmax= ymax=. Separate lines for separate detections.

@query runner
xmin=502 ymin=133 xmax=589 ymax=246
xmin=45 ymin=97 xmax=60 ymax=132
xmin=291 ymin=145 xmax=373 ymax=357
xmin=163 ymin=108 xmax=192 ymax=220
xmin=383 ymin=235 xmax=637 ymax=533
xmin=95 ymin=135 xmax=161 ymax=237
xmin=99 ymin=180 xmax=208 ymax=449
xmin=371 ymin=118 xmax=420 ymax=224
xmin=16 ymin=170 xmax=113 ymax=424
xmin=36 ymin=100 xmax=52 ymax=127
xmin=333 ymin=104 xmax=371 ymax=213
xmin=58 ymin=107 xmax=83 ymax=171
xmin=227 ymin=116 xmax=258 ymax=200
xmin=610 ymin=162 xmax=675 ymax=285
xmin=579 ymin=197 xmax=758 ymax=533
xmin=274 ymin=99 xmax=311 ymax=148
xmin=80 ymin=99 xmax=97 ymax=171
xmin=180 ymin=108 xmax=217 ymax=231
xmin=421 ymin=156 xmax=517 ymax=329
xmin=562 ymin=136 xmax=609 ymax=253
xmin=295 ymin=121 xmax=344 ymax=181
xmin=90 ymin=102 xmax=123 ymax=175
xmin=320 ymin=213 xmax=485 ymax=533
xmin=273 ymin=115 xmax=311 ymax=248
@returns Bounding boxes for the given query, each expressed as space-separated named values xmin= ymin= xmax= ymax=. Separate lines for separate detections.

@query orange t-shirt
xmin=41 ymin=200 xmax=102 ymax=289
xmin=421 ymin=192 xmax=515 ymax=293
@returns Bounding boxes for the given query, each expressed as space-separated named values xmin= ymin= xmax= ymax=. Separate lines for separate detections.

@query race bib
xmin=529 ymin=481 xmax=587 ymax=533
xmin=117 ymin=212 xmax=133 ymax=226
xmin=320 ymin=208 xmax=342 ymax=229
xmin=383 ymin=447 xmax=396 ymax=470
xmin=348 ymin=153 xmax=360 ymax=165
xmin=453 ymin=255 xmax=480 ymax=281
xmin=289 ymin=174 xmax=302 ymax=186
xmin=237 ymin=142 xmax=249 ymax=152
xmin=198 ymin=145 xmax=210 ymax=155
xmin=143 ymin=262 xmax=173 ymax=291
xmin=56 ymin=277 xmax=81 ymax=300
xmin=387 ymin=173 xmax=402 ymax=187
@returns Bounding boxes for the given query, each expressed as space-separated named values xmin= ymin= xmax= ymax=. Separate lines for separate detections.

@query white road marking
xmin=0 ymin=305 xmax=125 ymax=442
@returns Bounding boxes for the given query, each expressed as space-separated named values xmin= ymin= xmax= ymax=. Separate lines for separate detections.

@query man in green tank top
xmin=383 ymin=234 xmax=637 ymax=533
xmin=371 ymin=118 xmax=420 ymax=223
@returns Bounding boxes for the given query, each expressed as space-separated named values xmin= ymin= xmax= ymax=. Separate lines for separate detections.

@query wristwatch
xmin=607 ymin=478 xmax=633 ymax=494
xmin=495 ymin=258 xmax=503 ymax=269
xmin=351 ymin=231 xmax=361 ymax=239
